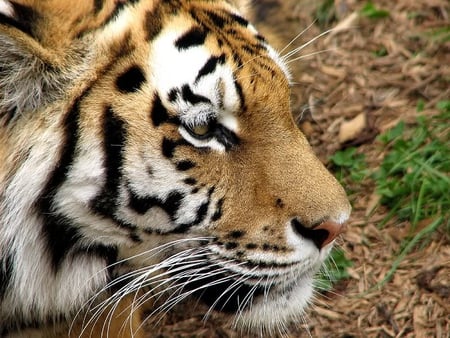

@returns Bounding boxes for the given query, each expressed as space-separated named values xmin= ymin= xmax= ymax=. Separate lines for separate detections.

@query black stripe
xmin=91 ymin=106 xmax=127 ymax=217
xmin=42 ymin=216 xmax=83 ymax=272
xmin=0 ymin=251 xmax=14 ymax=299
xmin=144 ymin=8 xmax=163 ymax=41
xmin=38 ymin=99 xmax=82 ymax=271
xmin=162 ymin=137 xmax=178 ymax=158
xmin=211 ymin=198 xmax=224 ymax=221
xmin=167 ymin=88 xmax=178 ymax=102
xmin=242 ymin=43 xmax=265 ymax=56
xmin=181 ymin=85 xmax=211 ymax=105
xmin=214 ymin=125 xmax=240 ymax=150
xmin=175 ymin=26 xmax=208 ymax=50
xmin=161 ymin=137 xmax=189 ymax=159
xmin=256 ymin=34 xmax=266 ymax=43
xmin=116 ymin=65 xmax=146 ymax=93
xmin=173 ymin=187 xmax=214 ymax=233
xmin=233 ymin=77 xmax=244 ymax=110
xmin=204 ymin=10 xmax=226 ymax=28
xmin=230 ymin=13 xmax=248 ymax=26
xmin=232 ymin=53 xmax=243 ymax=69
xmin=195 ymin=54 xmax=226 ymax=83
xmin=151 ymin=94 xmax=169 ymax=127
xmin=176 ymin=160 xmax=196 ymax=171
xmin=128 ymin=189 xmax=184 ymax=221
xmin=183 ymin=177 xmax=197 ymax=185
xmin=0 ymin=13 xmax=29 ymax=35
xmin=93 ymin=0 xmax=105 ymax=13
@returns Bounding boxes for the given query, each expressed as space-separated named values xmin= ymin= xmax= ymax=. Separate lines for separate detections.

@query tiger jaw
xmin=118 ymin=224 xmax=336 ymax=328
xmin=152 ymin=241 xmax=328 ymax=329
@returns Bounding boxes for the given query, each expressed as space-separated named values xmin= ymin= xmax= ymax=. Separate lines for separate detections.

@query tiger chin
xmin=0 ymin=0 xmax=351 ymax=337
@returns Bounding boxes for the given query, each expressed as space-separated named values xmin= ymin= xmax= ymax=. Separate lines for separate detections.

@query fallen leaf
xmin=339 ymin=112 xmax=367 ymax=143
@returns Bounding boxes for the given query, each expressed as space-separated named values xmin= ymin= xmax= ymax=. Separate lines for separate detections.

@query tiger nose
xmin=291 ymin=219 xmax=346 ymax=249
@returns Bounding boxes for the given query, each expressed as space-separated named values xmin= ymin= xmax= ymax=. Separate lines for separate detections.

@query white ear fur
xmin=0 ymin=0 xmax=14 ymax=18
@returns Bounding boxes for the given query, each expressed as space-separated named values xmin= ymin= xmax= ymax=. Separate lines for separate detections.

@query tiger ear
xmin=0 ymin=0 xmax=71 ymax=120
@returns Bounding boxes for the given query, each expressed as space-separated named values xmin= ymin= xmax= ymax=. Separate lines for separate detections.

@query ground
xmin=145 ymin=0 xmax=449 ymax=337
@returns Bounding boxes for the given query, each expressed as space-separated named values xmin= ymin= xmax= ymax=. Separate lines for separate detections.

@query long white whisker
xmin=74 ymin=244 xmax=211 ymax=336
xmin=281 ymin=28 xmax=334 ymax=61
xmin=203 ymin=266 xmax=259 ymax=321
xmin=279 ymin=20 xmax=317 ymax=54
xmin=285 ymin=48 xmax=336 ymax=64
xmin=92 ymin=256 xmax=208 ymax=318
xmin=147 ymin=262 xmax=241 ymax=319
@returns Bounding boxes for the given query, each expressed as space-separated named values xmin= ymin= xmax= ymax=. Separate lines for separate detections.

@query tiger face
xmin=0 ymin=0 xmax=350 ymax=335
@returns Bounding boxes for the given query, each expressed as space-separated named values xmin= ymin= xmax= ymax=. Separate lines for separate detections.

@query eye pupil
xmin=191 ymin=124 xmax=210 ymax=136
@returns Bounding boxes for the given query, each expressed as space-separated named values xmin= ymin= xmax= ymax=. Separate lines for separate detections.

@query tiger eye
xmin=191 ymin=124 xmax=210 ymax=136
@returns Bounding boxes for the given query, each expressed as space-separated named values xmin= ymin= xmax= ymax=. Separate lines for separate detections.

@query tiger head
xmin=0 ymin=0 xmax=350 ymax=333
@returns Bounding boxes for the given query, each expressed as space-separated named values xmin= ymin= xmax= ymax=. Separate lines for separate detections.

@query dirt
xmin=145 ymin=0 xmax=449 ymax=337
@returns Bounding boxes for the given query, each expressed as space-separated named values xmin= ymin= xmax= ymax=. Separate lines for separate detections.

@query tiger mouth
xmin=165 ymin=255 xmax=316 ymax=313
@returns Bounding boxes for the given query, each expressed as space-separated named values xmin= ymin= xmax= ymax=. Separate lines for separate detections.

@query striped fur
xmin=0 ymin=0 xmax=351 ymax=336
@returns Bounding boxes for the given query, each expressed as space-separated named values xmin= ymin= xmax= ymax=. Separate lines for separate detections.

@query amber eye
xmin=191 ymin=124 xmax=210 ymax=136
xmin=185 ymin=123 xmax=214 ymax=139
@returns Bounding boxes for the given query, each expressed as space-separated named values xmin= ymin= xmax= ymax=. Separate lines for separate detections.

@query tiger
xmin=0 ymin=0 xmax=351 ymax=337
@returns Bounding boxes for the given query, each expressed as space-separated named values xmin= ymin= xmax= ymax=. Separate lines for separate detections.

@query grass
xmin=360 ymin=2 xmax=390 ymax=19
xmin=373 ymin=101 xmax=450 ymax=285
xmin=321 ymin=100 xmax=449 ymax=290
xmin=329 ymin=147 xmax=368 ymax=188
xmin=426 ymin=26 xmax=450 ymax=43
xmin=375 ymin=109 xmax=449 ymax=230
xmin=316 ymin=248 xmax=353 ymax=292
xmin=315 ymin=0 xmax=336 ymax=28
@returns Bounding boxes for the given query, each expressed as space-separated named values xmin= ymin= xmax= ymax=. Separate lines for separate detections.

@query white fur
xmin=150 ymin=16 xmax=241 ymax=152
xmin=265 ymin=43 xmax=292 ymax=82
xmin=0 ymin=0 xmax=13 ymax=17
xmin=0 ymin=117 xmax=109 ymax=325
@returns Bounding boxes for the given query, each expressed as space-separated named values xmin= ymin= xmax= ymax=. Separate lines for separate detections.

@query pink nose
xmin=314 ymin=221 xmax=346 ymax=248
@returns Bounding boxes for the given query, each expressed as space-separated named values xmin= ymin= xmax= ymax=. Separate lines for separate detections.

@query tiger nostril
xmin=291 ymin=219 xmax=346 ymax=249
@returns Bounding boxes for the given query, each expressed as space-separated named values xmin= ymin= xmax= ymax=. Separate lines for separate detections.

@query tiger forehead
xmin=142 ymin=1 xmax=272 ymax=62
xmin=8 ymin=0 xmax=284 ymax=78
xmin=140 ymin=2 xmax=289 ymax=117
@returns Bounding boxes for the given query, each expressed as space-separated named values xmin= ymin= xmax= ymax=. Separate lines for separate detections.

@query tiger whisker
xmin=147 ymin=264 xmax=240 ymax=319
xmin=278 ymin=20 xmax=317 ymax=54
xmin=285 ymin=48 xmax=336 ymax=64
xmin=91 ymin=248 xmax=209 ymax=302
xmin=281 ymin=28 xmax=334 ymax=61
xmin=203 ymin=266 xmax=258 ymax=321
xmin=103 ymin=257 xmax=233 ymax=332
xmin=75 ymin=248 xmax=211 ymax=336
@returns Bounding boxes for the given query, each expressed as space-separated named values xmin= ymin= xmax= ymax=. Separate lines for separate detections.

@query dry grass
xmin=145 ymin=0 xmax=449 ymax=336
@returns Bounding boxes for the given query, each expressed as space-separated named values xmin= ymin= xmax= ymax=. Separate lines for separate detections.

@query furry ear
xmin=0 ymin=0 xmax=76 ymax=122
